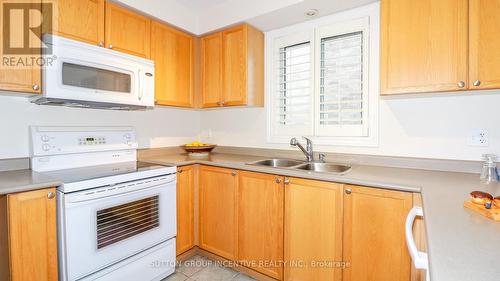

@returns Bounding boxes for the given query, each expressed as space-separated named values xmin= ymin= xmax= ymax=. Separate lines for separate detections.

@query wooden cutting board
xmin=464 ymin=201 xmax=500 ymax=221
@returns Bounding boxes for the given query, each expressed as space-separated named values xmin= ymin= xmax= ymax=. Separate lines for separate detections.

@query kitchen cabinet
xmin=201 ymin=24 xmax=264 ymax=108
xmin=342 ymin=185 xmax=412 ymax=281
xmin=469 ymin=0 xmax=500 ymax=90
xmin=176 ymin=166 xmax=195 ymax=256
xmin=201 ymin=33 xmax=223 ymax=107
xmin=151 ymin=21 xmax=194 ymax=107
xmin=199 ymin=166 xmax=238 ymax=260
xmin=47 ymin=0 xmax=105 ymax=46
xmin=284 ymin=177 xmax=343 ymax=281
xmin=104 ymin=2 xmax=151 ymax=58
xmin=238 ymin=171 xmax=284 ymax=280
xmin=0 ymin=188 xmax=58 ymax=281
xmin=381 ymin=0 xmax=468 ymax=95
xmin=0 ymin=0 xmax=41 ymax=94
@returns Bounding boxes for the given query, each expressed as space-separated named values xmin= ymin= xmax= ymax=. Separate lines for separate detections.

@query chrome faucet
xmin=290 ymin=137 xmax=314 ymax=162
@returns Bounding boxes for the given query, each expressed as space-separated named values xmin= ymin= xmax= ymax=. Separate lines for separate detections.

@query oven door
xmin=59 ymin=175 xmax=176 ymax=281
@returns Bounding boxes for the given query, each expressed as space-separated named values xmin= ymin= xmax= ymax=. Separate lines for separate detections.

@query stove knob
xmin=41 ymin=135 xmax=49 ymax=142
xmin=42 ymin=144 xmax=50 ymax=151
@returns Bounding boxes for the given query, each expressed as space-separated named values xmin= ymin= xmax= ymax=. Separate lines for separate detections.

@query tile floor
xmin=162 ymin=255 xmax=256 ymax=281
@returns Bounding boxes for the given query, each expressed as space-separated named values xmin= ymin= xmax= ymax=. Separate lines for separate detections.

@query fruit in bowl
xmin=181 ymin=141 xmax=217 ymax=154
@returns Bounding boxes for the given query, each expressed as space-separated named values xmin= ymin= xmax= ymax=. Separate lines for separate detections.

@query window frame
xmin=265 ymin=3 xmax=379 ymax=147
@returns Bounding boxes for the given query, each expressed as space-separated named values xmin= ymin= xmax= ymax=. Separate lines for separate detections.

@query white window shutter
xmin=315 ymin=19 xmax=369 ymax=137
xmin=272 ymin=33 xmax=314 ymax=137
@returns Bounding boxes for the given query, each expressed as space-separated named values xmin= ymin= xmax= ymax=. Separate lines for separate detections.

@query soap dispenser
xmin=480 ymin=154 xmax=499 ymax=185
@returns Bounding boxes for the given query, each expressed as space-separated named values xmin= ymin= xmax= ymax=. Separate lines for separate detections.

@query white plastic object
xmin=405 ymin=207 xmax=430 ymax=280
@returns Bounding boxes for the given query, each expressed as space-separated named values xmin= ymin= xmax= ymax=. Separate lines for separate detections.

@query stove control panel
xmin=78 ymin=136 xmax=106 ymax=146
xmin=31 ymin=126 xmax=138 ymax=156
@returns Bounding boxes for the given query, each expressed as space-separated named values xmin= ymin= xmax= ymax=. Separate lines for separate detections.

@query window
xmin=267 ymin=5 xmax=379 ymax=146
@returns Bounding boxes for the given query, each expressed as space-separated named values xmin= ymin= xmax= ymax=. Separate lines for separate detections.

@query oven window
xmin=62 ymin=62 xmax=132 ymax=93
xmin=96 ymin=196 xmax=159 ymax=249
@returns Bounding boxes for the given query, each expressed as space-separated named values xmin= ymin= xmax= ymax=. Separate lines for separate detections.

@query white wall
xmin=0 ymin=95 xmax=201 ymax=159
xmin=199 ymin=92 xmax=500 ymax=161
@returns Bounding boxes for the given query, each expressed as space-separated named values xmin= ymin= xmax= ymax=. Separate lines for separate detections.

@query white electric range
xmin=30 ymin=126 xmax=177 ymax=281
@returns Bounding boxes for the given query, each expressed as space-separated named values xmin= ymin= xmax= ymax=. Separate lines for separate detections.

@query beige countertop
xmin=0 ymin=169 xmax=62 ymax=195
xmin=140 ymin=152 xmax=500 ymax=281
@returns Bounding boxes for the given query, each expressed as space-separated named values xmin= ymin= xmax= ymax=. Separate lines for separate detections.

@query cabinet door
xmin=199 ymin=166 xmax=238 ymax=260
xmin=284 ymin=178 xmax=343 ymax=281
xmin=105 ymin=2 xmax=150 ymax=58
xmin=0 ymin=0 xmax=41 ymax=94
xmin=469 ymin=0 xmax=500 ymax=90
xmin=343 ymin=185 xmax=412 ymax=281
xmin=381 ymin=0 xmax=468 ymax=94
xmin=222 ymin=25 xmax=247 ymax=106
xmin=49 ymin=0 xmax=105 ymax=46
xmin=151 ymin=21 xmax=193 ymax=107
xmin=8 ymin=188 xmax=58 ymax=281
xmin=176 ymin=166 xmax=195 ymax=255
xmin=201 ymin=32 xmax=223 ymax=108
xmin=238 ymin=171 xmax=283 ymax=280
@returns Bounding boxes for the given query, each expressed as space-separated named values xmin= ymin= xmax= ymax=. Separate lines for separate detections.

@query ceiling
xmin=115 ymin=0 xmax=378 ymax=35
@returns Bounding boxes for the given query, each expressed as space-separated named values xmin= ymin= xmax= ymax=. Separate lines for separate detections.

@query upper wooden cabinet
xmin=469 ymin=0 xmax=500 ymax=90
xmin=238 ymin=171 xmax=284 ymax=280
xmin=381 ymin=0 xmax=468 ymax=95
xmin=201 ymin=33 xmax=223 ymax=107
xmin=105 ymin=2 xmax=151 ymax=58
xmin=0 ymin=0 xmax=41 ymax=94
xmin=201 ymin=24 xmax=264 ymax=108
xmin=342 ymin=185 xmax=412 ymax=281
xmin=199 ymin=166 xmax=238 ymax=260
xmin=0 ymin=188 xmax=58 ymax=281
xmin=176 ymin=165 xmax=195 ymax=256
xmin=151 ymin=21 xmax=194 ymax=107
xmin=284 ymin=177 xmax=343 ymax=281
xmin=48 ymin=0 xmax=105 ymax=46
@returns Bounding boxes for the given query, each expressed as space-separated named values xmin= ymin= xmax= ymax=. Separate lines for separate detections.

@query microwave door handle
xmin=137 ymin=70 xmax=143 ymax=101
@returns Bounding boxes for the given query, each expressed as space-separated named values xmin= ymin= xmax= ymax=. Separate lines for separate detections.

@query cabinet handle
xmin=47 ymin=192 xmax=55 ymax=199
xmin=275 ymin=178 xmax=282 ymax=184
xmin=32 ymin=84 xmax=40 ymax=91
xmin=108 ymin=44 xmax=113 ymax=49
xmin=217 ymin=101 xmax=225 ymax=106
xmin=284 ymin=178 xmax=290 ymax=185
xmin=473 ymin=80 xmax=481 ymax=87
xmin=98 ymin=41 xmax=104 ymax=47
xmin=231 ymin=171 xmax=237 ymax=176
xmin=457 ymin=81 xmax=465 ymax=88
xmin=178 ymin=169 xmax=183 ymax=174
xmin=345 ymin=189 xmax=352 ymax=194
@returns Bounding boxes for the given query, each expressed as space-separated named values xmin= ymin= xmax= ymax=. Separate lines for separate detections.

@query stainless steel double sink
xmin=246 ymin=158 xmax=351 ymax=175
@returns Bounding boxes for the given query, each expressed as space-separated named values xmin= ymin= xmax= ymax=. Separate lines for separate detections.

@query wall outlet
xmin=468 ymin=129 xmax=489 ymax=146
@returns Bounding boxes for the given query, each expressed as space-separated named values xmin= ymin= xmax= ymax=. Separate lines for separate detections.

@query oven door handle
xmin=65 ymin=176 xmax=176 ymax=204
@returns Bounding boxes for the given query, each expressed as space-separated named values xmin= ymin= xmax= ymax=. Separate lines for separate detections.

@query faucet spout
xmin=290 ymin=137 xmax=314 ymax=162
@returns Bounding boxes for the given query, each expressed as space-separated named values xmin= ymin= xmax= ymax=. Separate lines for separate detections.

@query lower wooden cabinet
xmin=284 ymin=177 xmax=343 ymax=281
xmin=176 ymin=165 xmax=195 ymax=255
xmin=238 ymin=171 xmax=284 ymax=280
xmin=199 ymin=166 xmax=238 ymax=260
xmin=343 ymin=185 xmax=413 ymax=281
xmin=0 ymin=188 xmax=58 ymax=281
xmin=185 ymin=166 xmax=415 ymax=281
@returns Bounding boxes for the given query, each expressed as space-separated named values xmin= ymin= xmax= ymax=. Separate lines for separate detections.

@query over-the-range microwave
xmin=32 ymin=35 xmax=154 ymax=110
